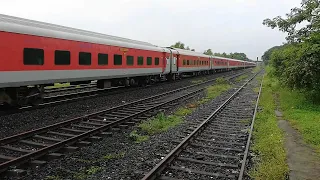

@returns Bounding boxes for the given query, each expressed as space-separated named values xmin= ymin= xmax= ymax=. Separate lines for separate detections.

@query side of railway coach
xmin=0 ymin=14 xmax=255 ymax=107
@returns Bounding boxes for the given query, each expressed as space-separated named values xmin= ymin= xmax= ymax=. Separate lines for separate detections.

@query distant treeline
xmin=262 ymin=0 xmax=320 ymax=101
xmin=170 ymin=42 xmax=253 ymax=61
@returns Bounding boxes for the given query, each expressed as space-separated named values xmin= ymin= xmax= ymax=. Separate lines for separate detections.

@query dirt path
xmin=276 ymin=109 xmax=320 ymax=180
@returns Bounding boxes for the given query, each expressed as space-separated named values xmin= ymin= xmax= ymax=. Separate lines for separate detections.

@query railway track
xmin=0 ymin=71 xmax=247 ymax=177
xmin=142 ymin=71 xmax=263 ymax=180
xmin=44 ymin=82 xmax=97 ymax=94
xmin=0 ymin=70 xmax=250 ymax=116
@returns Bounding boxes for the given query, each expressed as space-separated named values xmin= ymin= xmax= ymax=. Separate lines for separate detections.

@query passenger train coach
xmin=0 ymin=14 xmax=256 ymax=107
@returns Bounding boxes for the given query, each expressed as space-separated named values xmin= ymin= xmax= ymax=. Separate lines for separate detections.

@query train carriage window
xmin=23 ymin=48 xmax=44 ymax=65
xmin=79 ymin=52 xmax=91 ymax=65
xmin=183 ymin=60 xmax=186 ymax=65
xmin=155 ymin=57 xmax=160 ymax=65
xmin=138 ymin=56 xmax=144 ymax=65
xmin=193 ymin=60 xmax=196 ymax=65
xmin=126 ymin=56 xmax=134 ymax=66
xmin=147 ymin=57 xmax=152 ymax=65
xmin=98 ymin=53 xmax=108 ymax=65
xmin=114 ymin=54 xmax=122 ymax=65
xmin=187 ymin=60 xmax=190 ymax=65
xmin=55 ymin=50 xmax=70 ymax=65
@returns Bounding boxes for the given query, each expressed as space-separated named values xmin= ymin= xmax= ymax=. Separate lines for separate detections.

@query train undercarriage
xmin=0 ymin=86 xmax=44 ymax=107
xmin=0 ymin=68 xmax=243 ymax=107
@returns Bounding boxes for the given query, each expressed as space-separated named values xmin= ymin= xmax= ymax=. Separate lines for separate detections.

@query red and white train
xmin=0 ymin=14 xmax=255 ymax=106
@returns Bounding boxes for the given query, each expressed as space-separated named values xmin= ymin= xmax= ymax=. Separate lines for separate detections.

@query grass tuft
xmin=252 ymin=66 xmax=262 ymax=73
xmin=138 ymin=113 xmax=183 ymax=135
xmin=73 ymin=166 xmax=103 ymax=180
xmin=191 ymin=78 xmax=206 ymax=84
xmin=129 ymin=130 xmax=150 ymax=143
xmin=250 ymin=70 xmax=288 ymax=179
xmin=236 ymin=74 xmax=249 ymax=82
xmin=103 ymin=152 xmax=126 ymax=160
xmin=198 ymin=79 xmax=232 ymax=104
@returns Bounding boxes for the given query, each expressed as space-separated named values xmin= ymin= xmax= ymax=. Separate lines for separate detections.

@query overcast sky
xmin=0 ymin=0 xmax=302 ymax=60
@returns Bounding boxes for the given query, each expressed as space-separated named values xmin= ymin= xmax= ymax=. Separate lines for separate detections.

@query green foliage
xmin=278 ymin=83 xmax=320 ymax=152
xmin=129 ymin=130 xmax=150 ymax=143
xmin=263 ymin=0 xmax=320 ymax=101
xmin=103 ymin=152 xmax=126 ymax=160
xmin=198 ymin=79 xmax=231 ymax=104
xmin=263 ymin=0 xmax=320 ymax=42
xmin=138 ymin=113 xmax=183 ymax=135
xmin=174 ymin=107 xmax=193 ymax=116
xmin=215 ymin=77 xmax=227 ymax=84
xmin=250 ymin=70 xmax=289 ymax=179
xmin=170 ymin=41 xmax=194 ymax=51
xmin=261 ymin=45 xmax=286 ymax=63
xmin=191 ymin=78 xmax=205 ymax=84
xmin=203 ymin=49 xmax=213 ymax=55
xmin=235 ymin=74 xmax=249 ymax=82
xmin=213 ymin=52 xmax=250 ymax=61
xmin=73 ymin=166 xmax=103 ymax=180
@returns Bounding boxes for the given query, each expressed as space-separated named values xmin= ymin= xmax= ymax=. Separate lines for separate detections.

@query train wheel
xmin=27 ymin=87 xmax=44 ymax=106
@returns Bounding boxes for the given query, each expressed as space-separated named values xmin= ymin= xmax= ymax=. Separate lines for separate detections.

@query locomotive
xmin=0 ymin=14 xmax=255 ymax=107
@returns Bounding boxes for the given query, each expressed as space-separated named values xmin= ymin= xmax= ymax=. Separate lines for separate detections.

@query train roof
xmin=169 ymin=48 xmax=211 ymax=58
xmin=0 ymin=14 xmax=165 ymax=52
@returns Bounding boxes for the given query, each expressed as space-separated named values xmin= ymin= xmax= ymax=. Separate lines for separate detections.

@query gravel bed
xmin=0 ymin=70 xmax=250 ymax=139
xmin=0 ymin=70 xmax=258 ymax=180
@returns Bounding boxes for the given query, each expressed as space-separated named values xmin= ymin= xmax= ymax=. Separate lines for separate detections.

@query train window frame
xmin=147 ymin=57 xmax=152 ymax=65
xmin=79 ymin=52 xmax=91 ymax=65
xmin=78 ymin=52 xmax=91 ymax=66
xmin=126 ymin=55 xmax=134 ymax=66
xmin=23 ymin=48 xmax=44 ymax=65
xmin=54 ymin=50 xmax=70 ymax=65
xmin=98 ymin=53 xmax=108 ymax=65
xmin=114 ymin=54 xmax=122 ymax=65
xmin=183 ymin=60 xmax=186 ymax=65
xmin=187 ymin=60 xmax=190 ymax=65
xmin=155 ymin=57 xmax=160 ymax=65
xmin=138 ymin=56 xmax=144 ymax=65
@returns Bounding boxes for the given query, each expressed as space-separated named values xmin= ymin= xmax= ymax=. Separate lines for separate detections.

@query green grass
xmin=129 ymin=130 xmax=150 ymax=143
xmin=250 ymin=70 xmax=288 ymax=179
xmin=129 ymin=106 xmax=196 ymax=143
xmin=102 ymin=152 xmax=126 ymax=160
xmin=199 ymin=78 xmax=231 ymax=104
xmin=278 ymin=86 xmax=320 ymax=152
xmin=73 ymin=166 xmax=103 ymax=180
xmin=129 ymin=78 xmax=232 ymax=143
xmin=235 ymin=74 xmax=249 ymax=82
xmin=252 ymin=65 xmax=262 ymax=73
xmin=191 ymin=78 xmax=206 ymax=84
xmin=138 ymin=113 xmax=183 ymax=135
xmin=72 ymin=151 xmax=126 ymax=163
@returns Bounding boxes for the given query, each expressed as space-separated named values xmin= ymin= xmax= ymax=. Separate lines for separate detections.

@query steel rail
xmin=141 ymin=70 xmax=262 ymax=180
xmin=238 ymin=73 xmax=265 ymax=180
xmin=0 ymin=71 xmax=247 ymax=174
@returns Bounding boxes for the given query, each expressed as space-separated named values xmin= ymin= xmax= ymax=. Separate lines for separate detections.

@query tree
xmin=203 ymin=49 xmax=213 ymax=55
xmin=263 ymin=0 xmax=320 ymax=42
xmin=263 ymin=0 xmax=320 ymax=101
xmin=261 ymin=45 xmax=287 ymax=64
xmin=170 ymin=41 xmax=185 ymax=49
